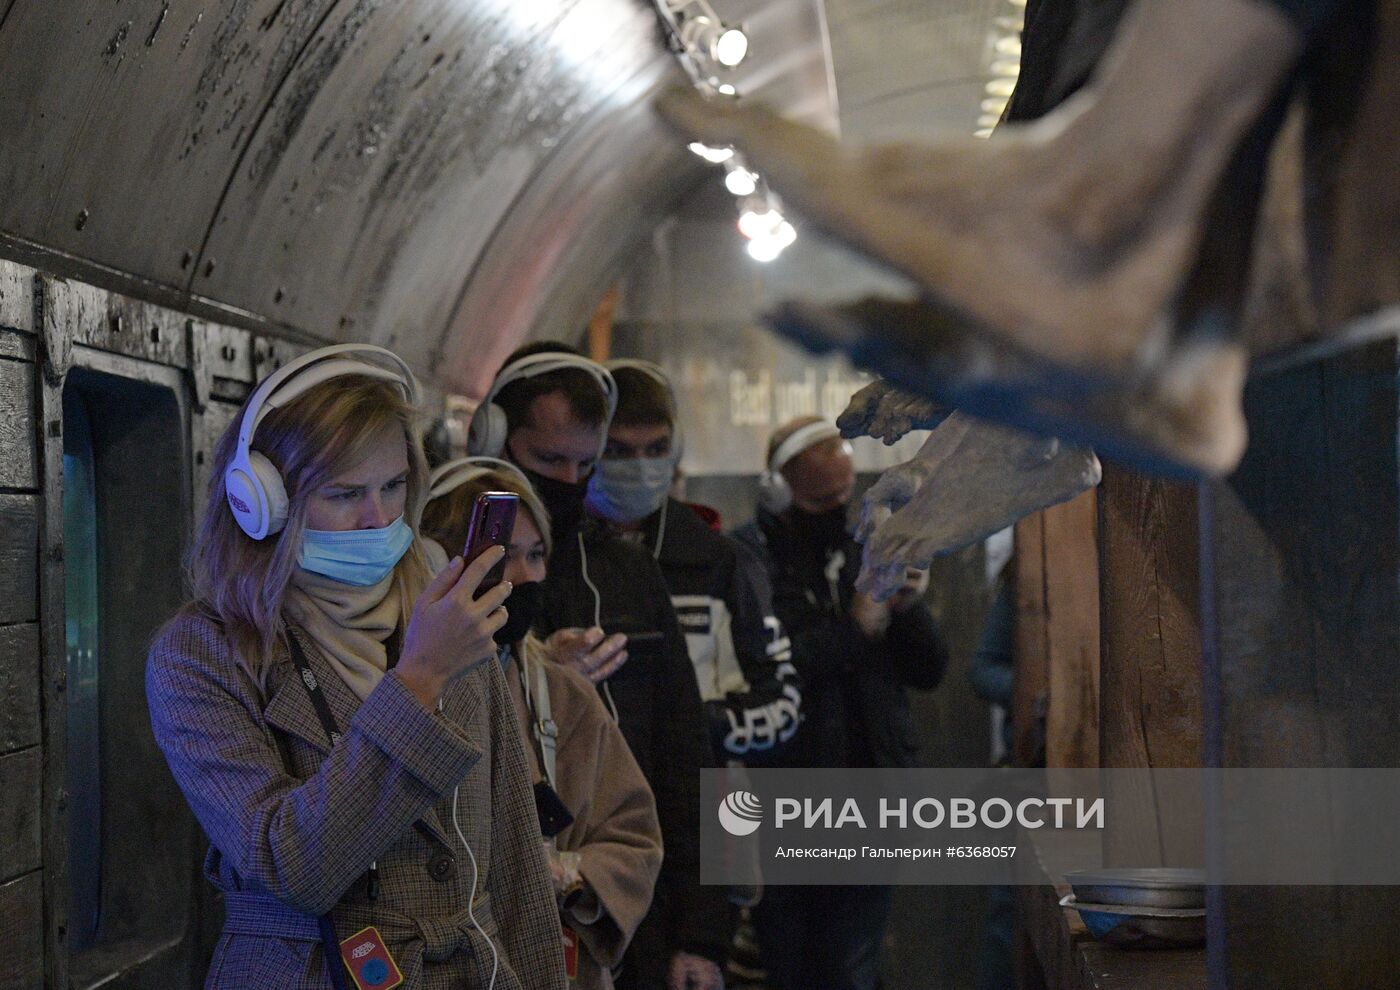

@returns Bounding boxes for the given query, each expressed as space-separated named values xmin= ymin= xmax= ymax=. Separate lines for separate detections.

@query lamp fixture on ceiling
xmin=657 ymin=0 xmax=750 ymax=72
xmin=654 ymin=0 xmax=797 ymax=261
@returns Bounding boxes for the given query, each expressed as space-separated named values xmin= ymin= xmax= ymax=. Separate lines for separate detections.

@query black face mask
xmin=788 ymin=505 xmax=850 ymax=549
xmin=495 ymin=580 xmax=544 ymax=646
xmin=520 ymin=468 xmax=588 ymax=547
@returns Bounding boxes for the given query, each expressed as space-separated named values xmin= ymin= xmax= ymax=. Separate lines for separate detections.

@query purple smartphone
xmin=462 ymin=492 xmax=519 ymax=597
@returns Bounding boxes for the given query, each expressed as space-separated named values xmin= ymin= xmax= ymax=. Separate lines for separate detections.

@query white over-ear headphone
xmin=605 ymin=358 xmax=685 ymax=459
xmin=757 ymin=420 xmax=844 ymax=514
xmin=428 ymin=456 xmax=531 ymax=499
xmin=225 ymin=344 xmax=420 ymax=540
xmin=467 ymin=353 xmax=618 ymax=460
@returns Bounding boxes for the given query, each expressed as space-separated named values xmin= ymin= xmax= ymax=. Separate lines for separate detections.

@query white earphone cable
xmin=440 ymin=696 xmax=499 ymax=990
xmin=577 ymin=532 xmax=621 ymax=723
xmin=577 ymin=532 xmax=603 ymax=630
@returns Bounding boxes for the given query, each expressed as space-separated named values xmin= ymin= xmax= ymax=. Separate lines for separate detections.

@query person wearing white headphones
xmin=423 ymin=459 xmax=664 ymax=990
xmin=732 ymin=415 xmax=950 ymax=990
xmin=146 ymin=345 xmax=566 ymax=990
xmin=472 ymin=342 xmax=729 ymax=990
xmin=587 ymin=361 xmax=803 ymax=768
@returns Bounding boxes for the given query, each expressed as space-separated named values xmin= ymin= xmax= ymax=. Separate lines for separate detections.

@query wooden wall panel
xmin=0 ymin=357 xmax=36 ymax=490
xmin=0 ymin=872 xmax=43 ymax=990
xmin=0 ymin=496 xmax=38 ymax=625
xmin=1042 ymin=491 xmax=1100 ymax=769
xmin=1206 ymin=338 xmax=1400 ymax=989
xmin=1013 ymin=511 xmax=1049 ymax=769
xmin=0 ymin=625 xmax=39 ymax=755
xmin=1013 ymin=489 xmax=1101 ymax=769
xmin=0 ymin=264 xmax=36 ymax=336
xmin=0 ymin=749 xmax=40 ymax=883
xmin=1097 ymin=466 xmax=1204 ymax=868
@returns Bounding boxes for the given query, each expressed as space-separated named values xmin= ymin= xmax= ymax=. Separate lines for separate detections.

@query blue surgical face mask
xmin=586 ymin=456 xmax=678 ymax=524
xmin=299 ymin=515 xmax=414 ymax=586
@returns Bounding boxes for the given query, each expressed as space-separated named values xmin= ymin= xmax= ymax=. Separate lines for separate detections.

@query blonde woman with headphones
xmin=146 ymin=345 xmax=566 ymax=990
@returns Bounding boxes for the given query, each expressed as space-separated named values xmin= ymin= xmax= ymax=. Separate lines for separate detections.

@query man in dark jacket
xmin=733 ymin=414 xmax=949 ymax=990
xmin=471 ymin=342 xmax=728 ymax=990
xmin=586 ymin=360 xmax=803 ymax=766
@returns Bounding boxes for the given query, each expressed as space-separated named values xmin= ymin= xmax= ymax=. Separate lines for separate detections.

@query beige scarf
xmin=282 ymin=539 xmax=449 ymax=701
xmin=284 ymin=567 xmax=401 ymax=701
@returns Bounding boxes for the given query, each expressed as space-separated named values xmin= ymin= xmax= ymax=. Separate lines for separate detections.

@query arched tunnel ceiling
xmin=0 ymin=0 xmax=836 ymax=395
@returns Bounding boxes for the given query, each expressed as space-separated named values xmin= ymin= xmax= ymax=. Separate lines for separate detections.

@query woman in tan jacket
xmin=146 ymin=346 xmax=567 ymax=989
xmin=423 ymin=460 xmax=663 ymax=989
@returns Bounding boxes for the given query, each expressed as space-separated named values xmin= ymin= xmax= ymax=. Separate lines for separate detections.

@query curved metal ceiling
xmin=0 ymin=0 xmax=833 ymax=395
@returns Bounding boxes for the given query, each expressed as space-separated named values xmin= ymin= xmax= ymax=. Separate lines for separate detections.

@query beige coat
xmin=147 ymin=610 xmax=568 ymax=989
xmin=507 ymin=640 xmax=664 ymax=990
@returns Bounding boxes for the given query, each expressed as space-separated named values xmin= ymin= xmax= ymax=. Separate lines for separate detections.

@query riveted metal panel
xmin=0 ymin=0 xmax=344 ymax=291
xmin=196 ymin=0 xmax=670 ymax=374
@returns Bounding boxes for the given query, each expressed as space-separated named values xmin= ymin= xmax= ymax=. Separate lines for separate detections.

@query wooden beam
xmin=1014 ymin=489 xmax=1101 ymax=770
xmin=1203 ymin=336 xmax=1400 ymax=989
xmin=587 ymin=285 xmax=620 ymax=362
xmin=1097 ymin=465 xmax=1204 ymax=868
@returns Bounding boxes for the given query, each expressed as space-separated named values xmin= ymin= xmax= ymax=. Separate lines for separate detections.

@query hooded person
xmin=423 ymin=458 xmax=664 ymax=990
xmin=145 ymin=345 xmax=567 ymax=990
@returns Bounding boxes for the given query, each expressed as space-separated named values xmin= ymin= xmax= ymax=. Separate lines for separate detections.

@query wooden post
xmin=1202 ymin=335 xmax=1400 ymax=989
xmin=1014 ymin=490 xmax=1101 ymax=770
xmin=1097 ymin=465 xmax=1205 ymax=868
xmin=587 ymin=285 xmax=619 ymax=362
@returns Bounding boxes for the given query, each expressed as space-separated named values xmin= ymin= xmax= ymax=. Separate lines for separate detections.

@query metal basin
xmin=1065 ymin=867 xmax=1206 ymax=909
xmin=1060 ymin=894 xmax=1206 ymax=949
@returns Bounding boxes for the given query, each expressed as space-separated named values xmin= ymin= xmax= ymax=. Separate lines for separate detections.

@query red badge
xmin=339 ymin=925 xmax=404 ymax=990
xmin=562 ymin=925 xmax=579 ymax=981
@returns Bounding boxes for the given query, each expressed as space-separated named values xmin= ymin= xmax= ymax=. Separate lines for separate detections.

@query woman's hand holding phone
xmin=397 ymin=546 xmax=511 ymax=709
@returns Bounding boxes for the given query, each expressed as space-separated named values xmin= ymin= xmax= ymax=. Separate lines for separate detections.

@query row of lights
xmin=976 ymin=0 xmax=1026 ymax=138
xmin=654 ymin=0 xmax=798 ymax=262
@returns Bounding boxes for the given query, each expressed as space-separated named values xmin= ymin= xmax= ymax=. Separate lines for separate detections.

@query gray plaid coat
xmin=147 ymin=610 xmax=568 ymax=989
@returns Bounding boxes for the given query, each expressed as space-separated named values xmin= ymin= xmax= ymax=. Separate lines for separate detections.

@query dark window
xmin=61 ymin=366 xmax=215 ymax=988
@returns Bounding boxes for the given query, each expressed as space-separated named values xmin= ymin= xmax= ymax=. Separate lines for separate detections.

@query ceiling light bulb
xmin=725 ymin=167 xmax=758 ymax=196
xmin=713 ymin=27 xmax=749 ymax=67
xmin=716 ymin=82 xmax=737 ymax=96
xmin=985 ymin=77 xmax=1017 ymax=98
xmin=995 ymin=36 xmax=1022 ymax=57
xmin=738 ymin=207 xmax=782 ymax=239
xmin=747 ymin=237 xmax=783 ymax=263
xmin=689 ymin=141 xmax=734 ymax=163
xmin=679 ymin=14 xmax=749 ymax=69
xmin=974 ymin=127 xmax=994 ymax=139
xmin=982 ymin=96 xmax=1009 ymax=115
